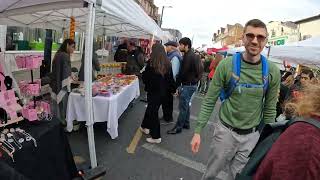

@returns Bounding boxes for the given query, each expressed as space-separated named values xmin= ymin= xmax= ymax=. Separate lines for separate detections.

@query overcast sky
xmin=154 ymin=0 xmax=320 ymax=48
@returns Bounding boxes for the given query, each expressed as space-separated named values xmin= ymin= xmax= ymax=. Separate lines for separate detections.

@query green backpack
xmin=235 ymin=117 xmax=320 ymax=180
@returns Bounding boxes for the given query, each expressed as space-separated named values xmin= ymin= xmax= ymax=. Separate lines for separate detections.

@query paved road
xmin=68 ymin=93 xmax=222 ymax=180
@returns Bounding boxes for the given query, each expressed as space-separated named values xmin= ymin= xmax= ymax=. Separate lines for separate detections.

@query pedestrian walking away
xmin=140 ymin=43 xmax=176 ymax=144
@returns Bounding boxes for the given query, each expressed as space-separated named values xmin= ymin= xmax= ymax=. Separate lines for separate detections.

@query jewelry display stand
xmin=0 ymin=73 xmax=23 ymax=127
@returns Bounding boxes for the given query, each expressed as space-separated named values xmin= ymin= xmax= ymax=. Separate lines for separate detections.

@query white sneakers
xmin=140 ymin=127 xmax=150 ymax=135
xmin=146 ymin=138 xmax=162 ymax=144
xmin=140 ymin=127 xmax=161 ymax=144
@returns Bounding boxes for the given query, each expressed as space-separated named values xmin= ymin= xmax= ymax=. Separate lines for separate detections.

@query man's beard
xmin=248 ymin=50 xmax=260 ymax=56
xmin=246 ymin=44 xmax=260 ymax=56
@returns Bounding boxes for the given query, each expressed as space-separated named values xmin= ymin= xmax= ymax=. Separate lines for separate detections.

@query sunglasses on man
xmin=301 ymin=76 xmax=310 ymax=80
xmin=245 ymin=33 xmax=267 ymax=42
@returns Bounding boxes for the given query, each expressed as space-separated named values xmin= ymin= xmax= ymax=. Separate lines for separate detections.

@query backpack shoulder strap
xmin=288 ymin=117 xmax=320 ymax=129
xmin=219 ymin=53 xmax=241 ymax=102
xmin=261 ymin=55 xmax=269 ymax=96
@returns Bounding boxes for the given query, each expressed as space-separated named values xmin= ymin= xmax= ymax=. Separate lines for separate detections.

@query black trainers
xmin=167 ymin=127 xmax=182 ymax=134
xmin=183 ymin=125 xmax=190 ymax=129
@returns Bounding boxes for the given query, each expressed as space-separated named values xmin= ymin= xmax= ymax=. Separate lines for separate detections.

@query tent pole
xmin=267 ymin=46 xmax=271 ymax=58
xmin=80 ymin=32 xmax=85 ymax=57
xmin=102 ymin=34 xmax=105 ymax=62
xmin=84 ymin=1 xmax=97 ymax=169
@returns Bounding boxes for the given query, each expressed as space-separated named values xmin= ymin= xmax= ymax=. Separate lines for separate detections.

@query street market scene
xmin=0 ymin=0 xmax=319 ymax=180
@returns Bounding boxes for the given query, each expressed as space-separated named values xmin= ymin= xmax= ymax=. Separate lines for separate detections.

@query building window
xmin=271 ymin=29 xmax=276 ymax=38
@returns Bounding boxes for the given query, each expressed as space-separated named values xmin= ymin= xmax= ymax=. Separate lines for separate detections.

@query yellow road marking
xmin=73 ymin=156 xmax=86 ymax=165
xmin=126 ymin=128 xmax=143 ymax=154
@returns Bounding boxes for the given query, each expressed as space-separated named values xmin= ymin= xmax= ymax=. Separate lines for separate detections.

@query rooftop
xmin=295 ymin=14 xmax=320 ymax=24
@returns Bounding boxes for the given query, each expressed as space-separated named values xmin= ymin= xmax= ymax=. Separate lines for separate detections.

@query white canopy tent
xmin=227 ymin=37 xmax=320 ymax=67
xmin=269 ymin=36 xmax=320 ymax=66
xmin=163 ymin=30 xmax=174 ymax=41
xmin=0 ymin=0 xmax=167 ymax=170
xmin=0 ymin=0 xmax=167 ymax=40
xmin=100 ymin=0 xmax=166 ymax=40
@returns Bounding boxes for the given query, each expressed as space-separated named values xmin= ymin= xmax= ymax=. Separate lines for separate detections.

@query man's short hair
xmin=129 ymin=41 xmax=136 ymax=46
xmin=301 ymin=69 xmax=314 ymax=79
xmin=244 ymin=19 xmax=268 ymax=33
xmin=164 ymin=41 xmax=178 ymax=47
xmin=179 ymin=37 xmax=192 ymax=48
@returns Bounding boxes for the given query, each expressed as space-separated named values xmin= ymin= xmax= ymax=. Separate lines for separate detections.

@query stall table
xmin=0 ymin=119 xmax=78 ymax=180
xmin=66 ymin=78 xmax=140 ymax=139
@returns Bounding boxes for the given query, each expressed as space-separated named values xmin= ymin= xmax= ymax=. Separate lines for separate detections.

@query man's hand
xmin=174 ymin=87 xmax=182 ymax=96
xmin=173 ymin=89 xmax=179 ymax=96
xmin=71 ymin=74 xmax=79 ymax=82
xmin=191 ymin=133 xmax=201 ymax=154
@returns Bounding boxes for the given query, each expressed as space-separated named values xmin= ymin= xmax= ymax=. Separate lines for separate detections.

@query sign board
xmin=268 ymin=36 xmax=288 ymax=46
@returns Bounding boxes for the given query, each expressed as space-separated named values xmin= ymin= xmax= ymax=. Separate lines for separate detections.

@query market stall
xmin=67 ymin=74 xmax=139 ymax=139
xmin=0 ymin=0 xmax=100 ymax=171
xmin=0 ymin=0 xmax=168 ymax=171
xmin=0 ymin=47 xmax=78 ymax=180
xmin=0 ymin=0 xmax=167 ymax=79
xmin=207 ymin=47 xmax=228 ymax=55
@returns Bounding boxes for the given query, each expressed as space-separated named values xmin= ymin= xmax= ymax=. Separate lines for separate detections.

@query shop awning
xmin=207 ymin=47 xmax=228 ymax=54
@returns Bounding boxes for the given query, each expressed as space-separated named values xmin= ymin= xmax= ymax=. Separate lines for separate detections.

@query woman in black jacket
xmin=140 ymin=43 xmax=176 ymax=143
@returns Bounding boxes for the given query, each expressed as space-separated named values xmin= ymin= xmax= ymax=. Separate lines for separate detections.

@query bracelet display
xmin=0 ymin=127 xmax=37 ymax=162
xmin=15 ymin=128 xmax=37 ymax=147
xmin=7 ymin=132 xmax=23 ymax=150
xmin=0 ymin=134 xmax=15 ymax=162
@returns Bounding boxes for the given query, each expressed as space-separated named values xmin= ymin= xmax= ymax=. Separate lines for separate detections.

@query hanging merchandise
xmin=0 ymin=89 xmax=23 ymax=127
xmin=69 ymin=16 xmax=76 ymax=40
xmin=14 ymin=54 xmax=52 ymax=122
xmin=0 ymin=72 xmax=13 ymax=91
xmin=0 ymin=71 xmax=23 ymax=127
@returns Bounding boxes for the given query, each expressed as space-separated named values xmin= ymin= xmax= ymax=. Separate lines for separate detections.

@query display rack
xmin=0 ymin=117 xmax=24 ymax=128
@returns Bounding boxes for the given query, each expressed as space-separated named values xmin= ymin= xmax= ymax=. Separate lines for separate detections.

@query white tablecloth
xmin=66 ymin=79 xmax=140 ymax=139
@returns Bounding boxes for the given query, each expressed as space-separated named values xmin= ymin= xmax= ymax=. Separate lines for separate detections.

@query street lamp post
xmin=160 ymin=5 xmax=172 ymax=27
